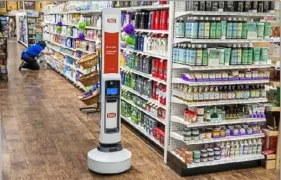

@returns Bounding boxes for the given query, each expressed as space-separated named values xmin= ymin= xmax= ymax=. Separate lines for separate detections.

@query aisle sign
xmin=102 ymin=9 xmax=120 ymax=74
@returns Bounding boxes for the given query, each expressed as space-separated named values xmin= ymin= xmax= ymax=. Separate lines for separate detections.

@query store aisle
xmin=0 ymin=40 xmax=279 ymax=180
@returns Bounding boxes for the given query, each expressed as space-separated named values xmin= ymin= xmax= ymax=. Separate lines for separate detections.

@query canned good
xmin=214 ymin=147 xmax=221 ymax=155
xmin=193 ymin=150 xmax=201 ymax=159
xmin=201 ymin=149 xmax=208 ymax=157
xmin=207 ymin=148 xmax=214 ymax=156
xmin=212 ymin=128 xmax=221 ymax=138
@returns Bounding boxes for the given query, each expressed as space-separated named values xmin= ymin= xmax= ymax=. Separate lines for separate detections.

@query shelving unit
xmin=43 ymin=4 xmax=102 ymax=90
xmin=18 ymin=15 xmax=28 ymax=47
xmin=119 ymin=3 xmax=171 ymax=159
xmin=167 ymin=1 xmax=278 ymax=176
xmin=43 ymin=1 xmax=280 ymax=176
xmin=27 ymin=16 xmax=38 ymax=46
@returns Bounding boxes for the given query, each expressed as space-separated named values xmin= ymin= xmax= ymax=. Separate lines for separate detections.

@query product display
xmin=176 ymin=17 xmax=272 ymax=40
xmin=178 ymin=70 xmax=270 ymax=83
xmin=174 ymin=138 xmax=263 ymax=165
xmin=43 ymin=2 xmax=101 ymax=93
xmin=173 ymin=44 xmax=270 ymax=66
xmin=119 ymin=2 xmax=170 ymax=150
xmin=183 ymin=104 xmax=266 ymax=124
xmin=168 ymin=1 xmax=278 ymax=176
xmin=185 ymin=1 xmax=275 ymax=13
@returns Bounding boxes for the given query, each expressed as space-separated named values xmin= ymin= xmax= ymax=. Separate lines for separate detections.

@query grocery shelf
xmin=121 ymin=85 xmax=166 ymax=110
xmin=170 ymin=151 xmax=264 ymax=169
xmin=171 ymin=97 xmax=268 ymax=107
xmin=174 ymin=38 xmax=275 ymax=44
xmin=45 ymin=9 xmax=102 ymax=15
xmin=171 ymin=131 xmax=265 ymax=145
xmin=175 ymin=11 xmax=276 ymax=18
xmin=121 ymin=115 xmax=164 ymax=149
xmin=121 ymin=66 xmax=167 ymax=85
xmin=120 ymin=4 xmax=169 ymax=11
xmin=121 ymin=97 xmax=165 ymax=125
xmin=120 ymin=47 xmax=168 ymax=60
xmin=134 ymin=29 xmax=169 ymax=34
xmin=172 ymin=78 xmax=270 ymax=86
xmin=171 ymin=115 xmax=266 ymax=128
xmin=85 ymin=26 xmax=101 ymax=30
xmin=172 ymin=63 xmax=272 ymax=70
xmin=263 ymin=129 xmax=279 ymax=137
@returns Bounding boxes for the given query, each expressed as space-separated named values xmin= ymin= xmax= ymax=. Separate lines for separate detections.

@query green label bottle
xmin=242 ymin=44 xmax=248 ymax=65
xmin=226 ymin=17 xmax=232 ymax=39
xmin=237 ymin=18 xmax=242 ymax=39
xmin=202 ymin=44 xmax=208 ymax=66
xmin=216 ymin=17 xmax=222 ymax=39
xmin=264 ymin=22 xmax=272 ymax=39
xmin=198 ymin=17 xmax=205 ymax=39
xmin=221 ymin=18 xmax=227 ymax=39
xmin=232 ymin=17 xmax=237 ymax=39
xmin=237 ymin=44 xmax=242 ymax=65
xmin=196 ymin=44 xmax=203 ymax=66
xmin=247 ymin=47 xmax=253 ymax=65
xmin=210 ymin=17 xmax=217 ymax=39
xmin=241 ymin=18 xmax=248 ymax=39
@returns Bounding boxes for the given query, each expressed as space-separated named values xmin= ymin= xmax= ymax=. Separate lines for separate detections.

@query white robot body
xmin=87 ymin=8 xmax=131 ymax=174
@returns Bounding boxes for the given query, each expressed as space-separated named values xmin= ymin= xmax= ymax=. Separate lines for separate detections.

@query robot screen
xmin=106 ymin=88 xmax=118 ymax=95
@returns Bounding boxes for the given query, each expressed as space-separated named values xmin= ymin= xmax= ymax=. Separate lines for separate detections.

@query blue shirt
xmin=23 ymin=44 xmax=44 ymax=59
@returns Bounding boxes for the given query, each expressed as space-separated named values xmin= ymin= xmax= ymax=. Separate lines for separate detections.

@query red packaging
xmin=153 ymin=58 xmax=160 ymax=78
xmin=159 ymin=10 xmax=163 ymax=30
xmin=155 ymin=82 xmax=159 ymax=101
xmin=162 ymin=10 xmax=168 ymax=30
xmin=161 ymin=1 xmax=167 ymax=4
xmin=152 ymin=127 xmax=161 ymax=140
xmin=151 ymin=11 xmax=156 ymax=30
xmin=159 ymin=130 xmax=165 ymax=145
xmin=158 ymin=59 xmax=164 ymax=80
xmin=163 ymin=60 xmax=167 ymax=81
xmin=155 ymin=11 xmax=160 ymax=30
xmin=159 ymin=84 xmax=163 ymax=104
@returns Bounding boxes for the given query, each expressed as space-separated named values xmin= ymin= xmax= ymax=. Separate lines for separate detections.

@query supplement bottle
xmin=198 ymin=16 xmax=205 ymax=39
xmin=204 ymin=17 xmax=210 ymax=39
xmin=210 ymin=17 xmax=217 ymax=39
xmin=237 ymin=44 xmax=242 ymax=65
xmin=237 ymin=18 xmax=242 ymax=39
xmin=196 ymin=44 xmax=203 ymax=66
xmin=226 ymin=17 xmax=232 ymax=39
xmin=176 ymin=17 xmax=185 ymax=38
xmin=202 ymin=44 xmax=208 ymax=66
xmin=216 ymin=17 xmax=222 ymax=39
xmin=232 ymin=17 xmax=237 ymax=39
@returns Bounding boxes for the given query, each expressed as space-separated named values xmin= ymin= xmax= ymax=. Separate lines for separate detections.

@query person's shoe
xmin=18 ymin=62 xmax=25 ymax=71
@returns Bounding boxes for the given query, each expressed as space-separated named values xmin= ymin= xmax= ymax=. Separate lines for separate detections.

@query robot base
xmin=88 ymin=148 xmax=131 ymax=174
